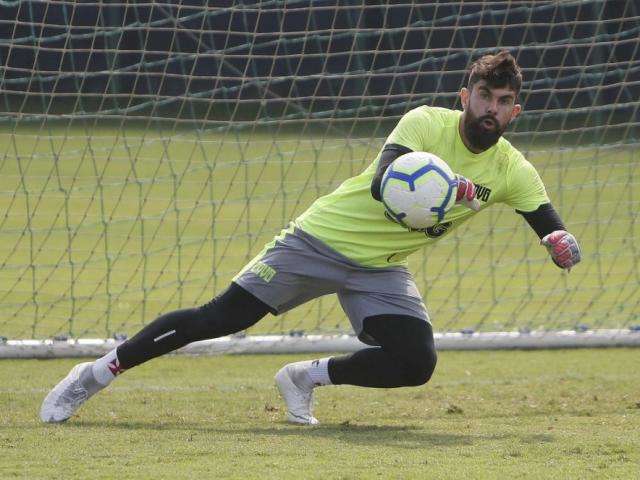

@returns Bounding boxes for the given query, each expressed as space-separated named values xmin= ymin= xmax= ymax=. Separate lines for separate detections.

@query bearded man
xmin=41 ymin=51 xmax=581 ymax=426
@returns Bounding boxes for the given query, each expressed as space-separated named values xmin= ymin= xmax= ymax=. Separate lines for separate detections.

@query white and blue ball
xmin=380 ymin=151 xmax=457 ymax=230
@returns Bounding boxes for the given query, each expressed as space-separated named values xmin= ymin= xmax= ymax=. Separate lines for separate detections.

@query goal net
xmin=2 ymin=1 xmax=639 ymax=356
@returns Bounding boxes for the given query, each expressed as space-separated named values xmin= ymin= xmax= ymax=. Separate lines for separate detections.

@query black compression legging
xmin=116 ymin=282 xmax=272 ymax=369
xmin=117 ymin=284 xmax=437 ymax=389
xmin=328 ymin=315 xmax=437 ymax=388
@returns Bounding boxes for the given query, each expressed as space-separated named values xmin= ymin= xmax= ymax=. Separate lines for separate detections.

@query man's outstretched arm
xmin=518 ymin=204 xmax=581 ymax=270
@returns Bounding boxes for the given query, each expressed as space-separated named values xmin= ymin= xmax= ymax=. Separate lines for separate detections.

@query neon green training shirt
xmin=295 ymin=106 xmax=550 ymax=267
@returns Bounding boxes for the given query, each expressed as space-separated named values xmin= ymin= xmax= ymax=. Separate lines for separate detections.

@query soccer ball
xmin=380 ymin=151 xmax=458 ymax=230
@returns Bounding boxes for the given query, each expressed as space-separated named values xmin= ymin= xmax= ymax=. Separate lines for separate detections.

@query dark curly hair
xmin=468 ymin=50 xmax=522 ymax=95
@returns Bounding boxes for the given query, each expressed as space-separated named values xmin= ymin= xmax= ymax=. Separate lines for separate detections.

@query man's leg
xmin=115 ymin=282 xmax=272 ymax=369
xmin=40 ymin=282 xmax=272 ymax=423
xmin=275 ymin=315 xmax=436 ymax=424
xmin=328 ymin=315 xmax=437 ymax=387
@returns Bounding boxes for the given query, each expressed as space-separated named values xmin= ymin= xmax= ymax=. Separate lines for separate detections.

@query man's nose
xmin=486 ymin=99 xmax=498 ymax=114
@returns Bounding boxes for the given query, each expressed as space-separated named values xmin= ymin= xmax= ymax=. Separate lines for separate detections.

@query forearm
xmin=518 ymin=203 xmax=565 ymax=239
xmin=519 ymin=203 xmax=581 ymax=269
xmin=370 ymin=143 xmax=413 ymax=201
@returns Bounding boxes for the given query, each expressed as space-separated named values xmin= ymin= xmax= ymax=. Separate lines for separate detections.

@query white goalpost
xmin=1 ymin=1 xmax=639 ymax=357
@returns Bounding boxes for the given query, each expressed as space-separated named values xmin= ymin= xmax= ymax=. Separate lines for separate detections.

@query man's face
xmin=460 ymin=80 xmax=521 ymax=151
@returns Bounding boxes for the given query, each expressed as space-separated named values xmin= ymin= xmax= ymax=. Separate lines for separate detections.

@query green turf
xmin=1 ymin=125 xmax=639 ymax=339
xmin=1 ymin=349 xmax=639 ymax=479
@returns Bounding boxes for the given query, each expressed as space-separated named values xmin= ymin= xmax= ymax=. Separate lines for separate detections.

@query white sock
xmin=92 ymin=348 xmax=125 ymax=386
xmin=306 ymin=357 xmax=333 ymax=387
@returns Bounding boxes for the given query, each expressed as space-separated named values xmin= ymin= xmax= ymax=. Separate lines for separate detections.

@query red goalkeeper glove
xmin=455 ymin=175 xmax=481 ymax=211
xmin=541 ymin=230 xmax=581 ymax=270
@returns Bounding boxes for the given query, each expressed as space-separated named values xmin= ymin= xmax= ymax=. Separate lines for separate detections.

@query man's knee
xmin=362 ymin=314 xmax=438 ymax=387
xmin=403 ymin=346 xmax=437 ymax=386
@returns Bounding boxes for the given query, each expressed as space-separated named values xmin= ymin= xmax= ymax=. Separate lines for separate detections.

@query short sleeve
xmin=384 ymin=107 xmax=432 ymax=152
xmin=503 ymin=158 xmax=550 ymax=212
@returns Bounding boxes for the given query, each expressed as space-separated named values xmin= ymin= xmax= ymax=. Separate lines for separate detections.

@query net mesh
xmin=1 ymin=1 xmax=639 ymax=340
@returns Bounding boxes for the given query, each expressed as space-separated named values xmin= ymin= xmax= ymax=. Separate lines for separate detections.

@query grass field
xmin=2 ymin=125 xmax=639 ymax=341
xmin=1 ymin=349 xmax=639 ymax=479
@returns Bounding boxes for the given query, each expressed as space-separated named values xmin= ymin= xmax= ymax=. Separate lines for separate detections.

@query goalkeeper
xmin=41 ymin=50 xmax=581 ymax=425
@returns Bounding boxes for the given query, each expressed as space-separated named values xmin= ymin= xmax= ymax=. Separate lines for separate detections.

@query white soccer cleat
xmin=275 ymin=363 xmax=319 ymax=425
xmin=40 ymin=362 xmax=104 ymax=423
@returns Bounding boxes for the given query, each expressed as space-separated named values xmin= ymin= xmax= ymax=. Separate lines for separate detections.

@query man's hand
xmin=456 ymin=175 xmax=481 ymax=211
xmin=541 ymin=230 xmax=581 ymax=270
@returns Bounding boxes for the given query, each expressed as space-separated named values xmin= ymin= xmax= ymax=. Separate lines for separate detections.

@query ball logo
xmin=425 ymin=222 xmax=452 ymax=238
xmin=385 ymin=210 xmax=451 ymax=238
xmin=385 ymin=210 xmax=427 ymax=231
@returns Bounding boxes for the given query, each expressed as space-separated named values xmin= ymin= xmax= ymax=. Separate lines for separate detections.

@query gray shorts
xmin=233 ymin=226 xmax=429 ymax=345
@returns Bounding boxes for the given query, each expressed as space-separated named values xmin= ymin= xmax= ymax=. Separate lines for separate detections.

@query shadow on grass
xmin=61 ymin=420 xmax=552 ymax=448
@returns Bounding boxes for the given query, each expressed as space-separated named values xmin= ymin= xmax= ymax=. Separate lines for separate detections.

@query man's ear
xmin=460 ymin=87 xmax=470 ymax=110
xmin=510 ymin=103 xmax=522 ymax=122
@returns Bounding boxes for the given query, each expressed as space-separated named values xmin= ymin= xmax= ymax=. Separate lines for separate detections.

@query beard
xmin=463 ymin=110 xmax=506 ymax=151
